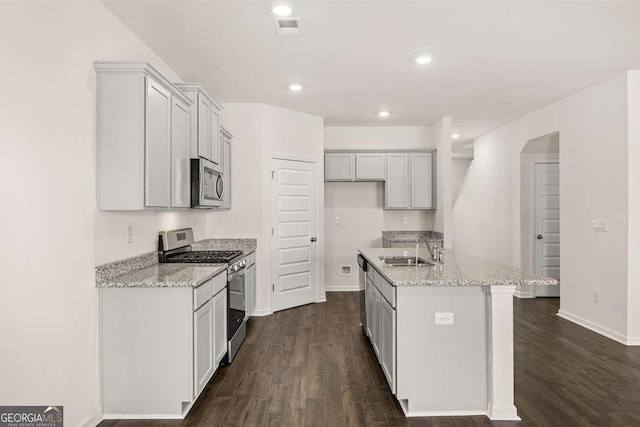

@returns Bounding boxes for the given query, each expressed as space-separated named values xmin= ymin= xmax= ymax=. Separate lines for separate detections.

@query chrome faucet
xmin=418 ymin=237 xmax=439 ymax=261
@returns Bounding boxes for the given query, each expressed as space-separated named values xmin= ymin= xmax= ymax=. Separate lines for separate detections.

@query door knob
xmin=310 ymin=237 xmax=317 ymax=242
xmin=537 ymin=235 xmax=543 ymax=240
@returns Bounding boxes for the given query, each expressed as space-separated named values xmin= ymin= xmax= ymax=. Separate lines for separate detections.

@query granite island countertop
xmin=359 ymin=247 xmax=558 ymax=287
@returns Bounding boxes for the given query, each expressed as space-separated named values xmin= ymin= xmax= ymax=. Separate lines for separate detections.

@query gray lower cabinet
xmin=325 ymin=152 xmax=356 ymax=181
xmin=194 ymin=298 xmax=214 ymax=396
xmin=101 ymin=271 xmax=228 ymax=418
xmin=246 ymin=256 xmax=256 ymax=316
xmin=96 ymin=62 xmax=194 ymax=210
xmin=364 ymin=267 xmax=397 ymax=394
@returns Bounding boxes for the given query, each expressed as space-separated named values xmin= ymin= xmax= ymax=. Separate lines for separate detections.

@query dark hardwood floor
xmin=99 ymin=293 xmax=640 ymax=427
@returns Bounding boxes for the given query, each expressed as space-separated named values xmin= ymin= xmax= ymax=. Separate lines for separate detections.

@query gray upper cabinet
xmin=95 ymin=62 xmax=194 ymax=210
xmin=355 ymin=153 xmax=385 ymax=181
xmin=385 ymin=151 xmax=435 ymax=210
xmin=325 ymin=153 xmax=355 ymax=181
xmin=170 ymin=97 xmax=191 ymax=208
xmin=385 ymin=153 xmax=410 ymax=208
xmin=175 ymin=83 xmax=223 ymax=165
xmin=221 ymin=127 xmax=232 ymax=210
xmin=410 ymin=152 xmax=434 ymax=209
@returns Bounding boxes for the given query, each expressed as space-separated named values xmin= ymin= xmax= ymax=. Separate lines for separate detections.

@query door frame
xmin=269 ymin=156 xmax=321 ymax=312
xmin=530 ymin=159 xmax=560 ymax=297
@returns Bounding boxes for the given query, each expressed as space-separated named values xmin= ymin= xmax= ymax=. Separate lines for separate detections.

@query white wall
xmin=627 ymin=71 xmax=640 ymax=341
xmin=323 ymin=127 xmax=435 ymax=289
xmin=432 ymin=118 xmax=453 ymax=249
xmin=453 ymin=73 xmax=633 ymax=342
xmin=220 ymin=104 xmax=325 ymax=312
xmin=0 ymin=2 xmax=223 ymax=425
xmin=452 ymin=158 xmax=473 ymax=202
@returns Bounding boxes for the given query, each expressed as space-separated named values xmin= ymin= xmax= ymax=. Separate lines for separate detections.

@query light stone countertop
xmin=96 ymin=263 xmax=227 ymax=288
xmin=381 ymin=230 xmax=443 ymax=242
xmin=359 ymin=248 xmax=558 ymax=287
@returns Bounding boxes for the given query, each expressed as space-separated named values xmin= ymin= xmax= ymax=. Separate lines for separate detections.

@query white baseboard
xmin=487 ymin=403 xmax=521 ymax=421
xmin=557 ymin=309 xmax=640 ymax=346
xmin=515 ymin=286 xmax=534 ymax=299
xmin=80 ymin=408 xmax=103 ymax=427
xmin=317 ymin=294 xmax=327 ymax=303
xmin=251 ymin=307 xmax=273 ymax=317
xmin=398 ymin=399 xmax=487 ymax=417
xmin=103 ymin=413 xmax=184 ymax=420
xmin=324 ymin=284 xmax=362 ymax=292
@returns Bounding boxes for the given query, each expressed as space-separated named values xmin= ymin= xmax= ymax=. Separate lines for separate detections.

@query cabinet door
xmin=197 ymin=96 xmax=211 ymax=160
xmin=325 ymin=153 xmax=355 ymax=181
xmin=194 ymin=299 xmax=214 ymax=396
xmin=246 ymin=263 xmax=256 ymax=316
xmin=210 ymin=109 xmax=221 ymax=164
xmin=145 ymin=77 xmax=171 ymax=207
xmin=380 ymin=297 xmax=396 ymax=393
xmin=355 ymin=153 xmax=385 ymax=181
xmin=222 ymin=139 xmax=231 ymax=209
xmin=372 ymin=287 xmax=381 ymax=358
xmin=365 ymin=278 xmax=373 ymax=339
xmin=170 ymin=96 xmax=191 ymax=208
xmin=410 ymin=152 xmax=434 ymax=209
xmin=385 ymin=153 xmax=410 ymax=208
xmin=213 ymin=289 xmax=228 ymax=365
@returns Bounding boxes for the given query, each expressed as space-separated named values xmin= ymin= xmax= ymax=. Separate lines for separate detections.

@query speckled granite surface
xmin=192 ymin=238 xmax=256 ymax=256
xmin=96 ymin=263 xmax=227 ymax=288
xmin=95 ymin=237 xmax=256 ymax=288
xmin=382 ymin=230 xmax=444 ymax=242
xmin=359 ymin=248 xmax=558 ymax=287
xmin=95 ymin=251 xmax=158 ymax=284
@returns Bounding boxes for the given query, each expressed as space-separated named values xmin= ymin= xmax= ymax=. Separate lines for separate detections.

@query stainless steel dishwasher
xmin=357 ymin=254 xmax=367 ymax=329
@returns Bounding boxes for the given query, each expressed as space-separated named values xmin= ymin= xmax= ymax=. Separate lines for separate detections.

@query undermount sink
xmin=379 ymin=256 xmax=436 ymax=267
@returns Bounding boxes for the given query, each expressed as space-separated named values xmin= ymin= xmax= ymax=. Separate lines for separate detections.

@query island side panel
xmin=396 ymin=286 xmax=488 ymax=415
xmin=486 ymin=285 xmax=520 ymax=420
xmin=101 ymin=287 xmax=193 ymax=417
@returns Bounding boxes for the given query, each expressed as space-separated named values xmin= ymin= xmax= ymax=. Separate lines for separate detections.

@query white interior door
xmin=534 ymin=162 xmax=560 ymax=297
xmin=270 ymin=158 xmax=318 ymax=312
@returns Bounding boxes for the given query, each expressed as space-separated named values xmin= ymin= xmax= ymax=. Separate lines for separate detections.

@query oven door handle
xmin=228 ymin=269 xmax=245 ymax=282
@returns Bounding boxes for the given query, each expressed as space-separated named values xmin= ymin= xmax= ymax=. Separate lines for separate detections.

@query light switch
xmin=435 ymin=312 xmax=454 ymax=325
xmin=592 ymin=218 xmax=609 ymax=232
xmin=335 ymin=216 xmax=341 ymax=225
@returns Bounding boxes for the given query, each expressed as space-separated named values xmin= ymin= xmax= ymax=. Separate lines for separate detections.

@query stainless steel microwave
xmin=191 ymin=158 xmax=223 ymax=208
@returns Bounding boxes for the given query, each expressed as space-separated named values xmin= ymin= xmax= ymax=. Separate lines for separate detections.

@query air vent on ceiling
xmin=275 ymin=18 xmax=300 ymax=36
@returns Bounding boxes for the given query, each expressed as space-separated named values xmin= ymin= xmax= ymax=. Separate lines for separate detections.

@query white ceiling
xmin=103 ymin=1 xmax=640 ymax=143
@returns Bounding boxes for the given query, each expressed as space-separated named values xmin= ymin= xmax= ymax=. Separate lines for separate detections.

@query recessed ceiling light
xmin=378 ymin=111 xmax=390 ymax=118
xmin=289 ymin=83 xmax=303 ymax=92
xmin=272 ymin=4 xmax=293 ymax=17
xmin=414 ymin=55 xmax=433 ymax=65
xmin=451 ymin=134 xmax=460 ymax=139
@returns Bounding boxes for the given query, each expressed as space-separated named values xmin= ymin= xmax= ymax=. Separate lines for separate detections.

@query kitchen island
xmin=358 ymin=247 xmax=557 ymax=420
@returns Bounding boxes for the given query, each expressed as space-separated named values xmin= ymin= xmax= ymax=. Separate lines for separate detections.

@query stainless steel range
xmin=158 ymin=228 xmax=248 ymax=363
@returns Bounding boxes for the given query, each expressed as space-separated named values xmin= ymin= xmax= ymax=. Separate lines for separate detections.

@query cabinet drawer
xmin=194 ymin=278 xmax=215 ymax=310
xmin=212 ymin=271 xmax=227 ymax=296
xmin=366 ymin=265 xmax=374 ymax=282
xmin=373 ymin=269 xmax=396 ymax=308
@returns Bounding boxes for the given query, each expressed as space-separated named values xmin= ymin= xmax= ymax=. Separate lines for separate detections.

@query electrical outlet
xmin=335 ymin=216 xmax=341 ymax=225
xmin=126 ymin=225 xmax=133 ymax=244
xmin=435 ymin=312 xmax=454 ymax=325
xmin=593 ymin=291 xmax=600 ymax=304
xmin=403 ymin=216 xmax=409 ymax=225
